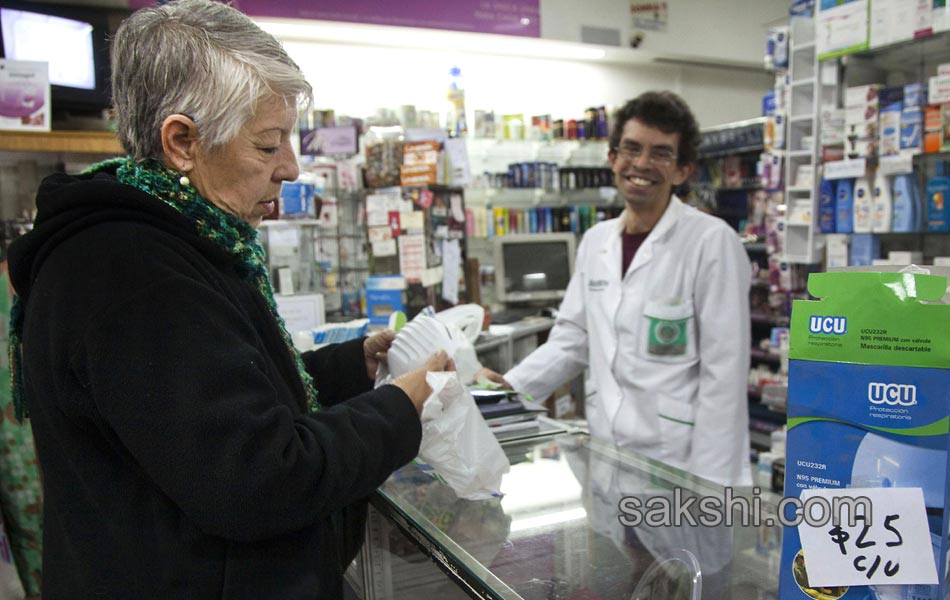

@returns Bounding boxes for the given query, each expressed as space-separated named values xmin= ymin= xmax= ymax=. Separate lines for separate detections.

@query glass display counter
xmin=349 ymin=431 xmax=782 ymax=599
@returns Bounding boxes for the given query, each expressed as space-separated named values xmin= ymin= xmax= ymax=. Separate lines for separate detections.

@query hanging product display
xmin=780 ymin=270 xmax=950 ymax=600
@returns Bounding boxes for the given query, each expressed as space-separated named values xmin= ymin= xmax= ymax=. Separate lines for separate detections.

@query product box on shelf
xmin=779 ymin=271 xmax=950 ymax=600
xmin=845 ymin=85 xmax=882 ymax=159
xmin=0 ymin=59 xmax=50 ymax=132
xmin=928 ymin=74 xmax=950 ymax=106
xmin=365 ymin=275 xmax=406 ymax=326
xmin=901 ymin=106 xmax=923 ymax=152
xmin=400 ymin=140 xmax=442 ymax=186
xmin=925 ymin=105 xmax=943 ymax=153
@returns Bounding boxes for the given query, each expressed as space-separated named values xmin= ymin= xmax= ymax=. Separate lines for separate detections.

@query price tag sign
xmin=823 ymin=158 xmax=867 ymax=180
xmin=878 ymin=153 xmax=915 ymax=176
xmin=798 ymin=487 xmax=938 ymax=587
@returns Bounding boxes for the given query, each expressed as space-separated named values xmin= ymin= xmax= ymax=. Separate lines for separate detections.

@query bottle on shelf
xmin=835 ymin=178 xmax=855 ymax=234
xmin=892 ymin=174 xmax=920 ymax=233
xmin=446 ymin=66 xmax=467 ymax=138
xmin=851 ymin=175 xmax=873 ymax=233
xmin=871 ymin=170 xmax=893 ymax=233
xmin=818 ymin=178 xmax=836 ymax=233
xmin=926 ymin=161 xmax=950 ymax=233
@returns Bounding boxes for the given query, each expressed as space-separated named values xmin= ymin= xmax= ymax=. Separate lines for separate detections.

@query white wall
xmin=541 ymin=0 xmax=790 ymax=67
xmin=281 ymin=39 xmax=772 ymax=129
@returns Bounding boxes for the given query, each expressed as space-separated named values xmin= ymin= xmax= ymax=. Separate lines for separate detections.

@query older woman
xmin=6 ymin=0 xmax=446 ymax=597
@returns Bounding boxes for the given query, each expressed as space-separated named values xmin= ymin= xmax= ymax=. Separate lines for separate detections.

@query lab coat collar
xmin=613 ymin=194 xmax=685 ymax=239
xmin=614 ymin=194 xmax=684 ymax=277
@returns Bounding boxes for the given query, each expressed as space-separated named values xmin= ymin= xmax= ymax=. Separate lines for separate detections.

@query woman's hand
xmin=473 ymin=367 xmax=513 ymax=390
xmin=393 ymin=351 xmax=453 ymax=414
xmin=363 ymin=329 xmax=396 ymax=380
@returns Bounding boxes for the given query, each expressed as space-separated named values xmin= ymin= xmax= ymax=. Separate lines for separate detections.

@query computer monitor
xmin=0 ymin=2 xmax=122 ymax=118
xmin=493 ymin=233 xmax=576 ymax=304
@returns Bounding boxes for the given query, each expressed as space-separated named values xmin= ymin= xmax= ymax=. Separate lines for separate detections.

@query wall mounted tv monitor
xmin=493 ymin=233 xmax=576 ymax=304
xmin=0 ymin=1 xmax=121 ymax=117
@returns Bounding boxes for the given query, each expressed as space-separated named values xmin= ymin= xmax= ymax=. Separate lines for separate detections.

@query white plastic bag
xmin=417 ymin=371 xmax=510 ymax=500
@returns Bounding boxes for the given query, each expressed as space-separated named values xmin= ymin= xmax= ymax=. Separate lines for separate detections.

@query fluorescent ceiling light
xmin=256 ymin=18 xmax=606 ymax=61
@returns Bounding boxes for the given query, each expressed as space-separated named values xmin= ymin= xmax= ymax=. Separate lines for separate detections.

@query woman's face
xmin=189 ymin=96 xmax=299 ymax=228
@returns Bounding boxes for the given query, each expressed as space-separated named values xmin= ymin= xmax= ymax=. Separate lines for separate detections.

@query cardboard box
xmin=925 ymin=105 xmax=943 ymax=153
xmin=364 ymin=275 xmax=405 ymax=326
xmin=845 ymin=84 xmax=882 ymax=107
xmin=779 ymin=271 xmax=950 ymax=600
xmin=929 ymin=74 xmax=950 ymax=105
xmin=825 ymin=234 xmax=850 ymax=269
xmin=400 ymin=140 xmax=442 ymax=186
xmin=888 ymin=250 xmax=924 ymax=264
xmin=0 ymin=59 xmax=50 ymax=132
xmin=902 ymin=106 xmax=923 ymax=151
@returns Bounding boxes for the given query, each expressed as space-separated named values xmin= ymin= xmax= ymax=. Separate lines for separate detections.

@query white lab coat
xmin=506 ymin=196 xmax=753 ymax=486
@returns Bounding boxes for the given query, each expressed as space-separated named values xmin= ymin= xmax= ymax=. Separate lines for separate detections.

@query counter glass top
xmin=375 ymin=432 xmax=782 ymax=599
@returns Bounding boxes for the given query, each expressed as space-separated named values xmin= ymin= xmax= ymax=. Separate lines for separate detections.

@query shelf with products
xmin=809 ymin=23 xmax=950 ymax=268
xmin=259 ymin=186 xmax=369 ymax=318
xmin=465 ymin=186 xmax=618 ymax=207
xmin=364 ymin=184 xmax=472 ymax=319
xmin=779 ymin=11 xmax=833 ymax=265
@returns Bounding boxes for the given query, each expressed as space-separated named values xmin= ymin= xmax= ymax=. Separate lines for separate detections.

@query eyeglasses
xmin=612 ymin=144 xmax=678 ymax=167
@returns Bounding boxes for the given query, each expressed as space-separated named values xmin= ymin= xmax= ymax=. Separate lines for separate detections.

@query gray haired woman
xmin=7 ymin=0 xmax=446 ymax=597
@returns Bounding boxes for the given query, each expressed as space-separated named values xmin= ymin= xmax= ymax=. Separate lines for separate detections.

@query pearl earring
xmin=179 ymin=175 xmax=190 ymax=187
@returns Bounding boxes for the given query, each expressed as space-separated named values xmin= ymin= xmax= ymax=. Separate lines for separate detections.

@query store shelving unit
xmin=818 ymin=29 xmax=950 ymax=262
xmin=695 ymin=117 xmax=790 ymax=452
xmin=783 ymin=13 xmax=829 ymax=264
xmin=777 ymin=15 xmax=950 ymax=266
xmin=696 ymin=116 xmax=766 ymax=232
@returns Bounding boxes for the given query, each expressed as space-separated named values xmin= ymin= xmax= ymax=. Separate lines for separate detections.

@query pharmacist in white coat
xmin=478 ymin=91 xmax=752 ymax=486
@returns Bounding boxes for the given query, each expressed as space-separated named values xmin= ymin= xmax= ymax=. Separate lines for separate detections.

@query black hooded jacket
xmin=8 ymin=167 xmax=421 ymax=598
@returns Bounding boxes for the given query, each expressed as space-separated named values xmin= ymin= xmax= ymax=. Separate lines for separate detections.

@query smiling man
xmin=477 ymin=91 xmax=753 ymax=486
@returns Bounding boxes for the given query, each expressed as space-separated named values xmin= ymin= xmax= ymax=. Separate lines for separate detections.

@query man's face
xmin=609 ymin=118 xmax=691 ymax=212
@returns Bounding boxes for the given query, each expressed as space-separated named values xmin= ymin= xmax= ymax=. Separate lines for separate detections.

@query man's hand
xmin=473 ymin=367 xmax=513 ymax=390
xmin=364 ymin=329 xmax=396 ymax=380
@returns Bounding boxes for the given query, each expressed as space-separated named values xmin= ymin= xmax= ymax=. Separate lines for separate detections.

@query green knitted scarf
xmin=10 ymin=158 xmax=318 ymax=420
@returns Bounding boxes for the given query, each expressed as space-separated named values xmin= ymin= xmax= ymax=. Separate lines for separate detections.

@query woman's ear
xmin=160 ymin=114 xmax=199 ymax=173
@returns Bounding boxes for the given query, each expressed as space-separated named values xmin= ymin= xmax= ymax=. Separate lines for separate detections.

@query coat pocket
xmin=641 ymin=298 xmax=697 ymax=363
xmin=658 ymin=397 xmax=696 ymax=465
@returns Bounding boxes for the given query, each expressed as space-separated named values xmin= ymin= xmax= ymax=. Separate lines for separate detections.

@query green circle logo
xmin=655 ymin=321 xmax=681 ymax=344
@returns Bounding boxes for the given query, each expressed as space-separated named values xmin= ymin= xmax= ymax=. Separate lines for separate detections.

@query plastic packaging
xmin=417 ymin=371 xmax=510 ymax=499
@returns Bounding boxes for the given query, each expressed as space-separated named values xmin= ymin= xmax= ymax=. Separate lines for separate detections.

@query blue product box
xmin=902 ymin=106 xmax=923 ymax=151
xmin=364 ymin=275 xmax=405 ymax=326
xmin=904 ymin=82 xmax=925 ymax=108
xmin=763 ymin=91 xmax=777 ymax=117
xmin=790 ymin=0 xmax=815 ymax=17
xmin=849 ymin=233 xmax=880 ymax=265
xmin=779 ymin=272 xmax=950 ymax=600
xmin=278 ymin=181 xmax=315 ymax=218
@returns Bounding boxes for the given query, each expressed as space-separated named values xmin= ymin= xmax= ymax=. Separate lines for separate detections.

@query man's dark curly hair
xmin=609 ymin=91 xmax=701 ymax=167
